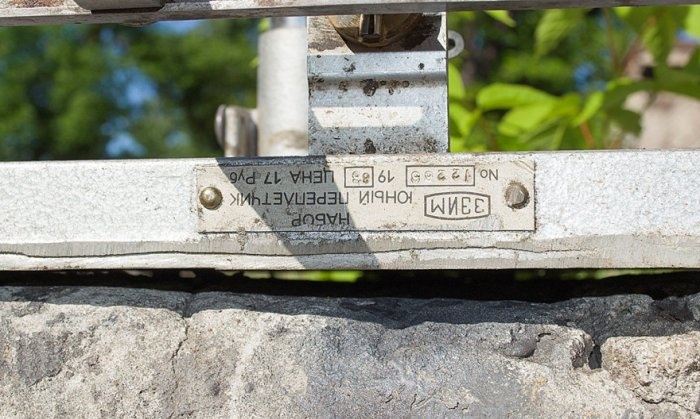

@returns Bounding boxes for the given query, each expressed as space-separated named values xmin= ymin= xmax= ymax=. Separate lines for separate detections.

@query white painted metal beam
xmin=1 ymin=0 xmax=699 ymax=27
xmin=0 ymin=150 xmax=698 ymax=270
xmin=308 ymin=14 xmax=449 ymax=155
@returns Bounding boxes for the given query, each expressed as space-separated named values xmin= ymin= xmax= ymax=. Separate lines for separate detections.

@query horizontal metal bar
xmin=73 ymin=0 xmax=166 ymax=11
xmin=2 ymin=0 xmax=699 ymax=27
xmin=0 ymin=150 xmax=698 ymax=270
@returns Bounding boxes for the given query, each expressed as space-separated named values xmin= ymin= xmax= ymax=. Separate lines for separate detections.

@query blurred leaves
xmin=0 ymin=19 xmax=258 ymax=160
xmin=534 ymin=9 xmax=587 ymax=57
xmin=448 ymin=7 xmax=700 ymax=152
xmin=615 ymin=6 xmax=689 ymax=63
xmin=476 ymin=83 xmax=556 ymax=110
xmin=485 ymin=10 xmax=516 ymax=27
xmin=0 ymin=26 xmax=117 ymax=160
xmin=686 ymin=6 xmax=700 ymax=38
xmin=125 ymin=20 xmax=258 ymax=158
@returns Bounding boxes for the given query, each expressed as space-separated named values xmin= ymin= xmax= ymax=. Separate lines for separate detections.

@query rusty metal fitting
xmin=328 ymin=14 xmax=423 ymax=48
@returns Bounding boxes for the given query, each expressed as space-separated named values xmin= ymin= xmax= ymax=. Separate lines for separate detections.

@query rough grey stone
xmin=0 ymin=287 xmax=188 ymax=419
xmin=602 ymin=332 xmax=700 ymax=414
xmin=0 ymin=287 xmax=698 ymax=418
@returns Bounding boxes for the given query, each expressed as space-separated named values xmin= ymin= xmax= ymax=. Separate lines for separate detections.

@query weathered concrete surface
xmin=603 ymin=332 xmax=700 ymax=413
xmin=0 ymin=287 xmax=699 ymax=418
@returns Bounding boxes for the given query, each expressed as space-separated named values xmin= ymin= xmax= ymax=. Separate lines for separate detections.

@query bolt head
xmin=199 ymin=187 xmax=223 ymax=210
xmin=505 ymin=183 xmax=530 ymax=209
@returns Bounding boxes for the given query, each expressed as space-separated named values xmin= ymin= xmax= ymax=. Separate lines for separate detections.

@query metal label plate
xmin=196 ymin=158 xmax=535 ymax=233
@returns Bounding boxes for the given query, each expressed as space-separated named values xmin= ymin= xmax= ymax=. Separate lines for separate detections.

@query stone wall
xmin=0 ymin=277 xmax=699 ymax=418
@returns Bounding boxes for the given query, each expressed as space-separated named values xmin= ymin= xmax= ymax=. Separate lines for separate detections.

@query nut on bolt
xmin=199 ymin=186 xmax=223 ymax=210
xmin=505 ymin=183 xmax=530 ymax=209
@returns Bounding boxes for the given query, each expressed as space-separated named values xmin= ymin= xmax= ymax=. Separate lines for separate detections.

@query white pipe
xmin=257 ymin=17 xmax=308 ymax=156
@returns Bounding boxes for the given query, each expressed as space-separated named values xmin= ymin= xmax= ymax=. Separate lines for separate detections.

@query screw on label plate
xmin=328 ymin=14 xmax=423 ymax=48
xmin=505 ymin=183 xmax=530 ymax=209
xmin=199 ymin=187 xmax=223 ymax=210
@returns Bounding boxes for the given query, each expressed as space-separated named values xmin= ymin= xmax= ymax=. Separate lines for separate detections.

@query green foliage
xmin=0 ymin=20 xmax=258 ymax=160
xmin=534 ymin=9 xmax=587 ymax=57
xmin=476 ymin=83 xmax=556 ymax=110
xmin=0 ymin=26 xmax=118 ymax=160
xmin=485 ymin=10 xmax=516 ymax=28
xmin=125 ymin=20 xmax=258 ymax=158
xmin=686 ymin=6 xmax=700 ymax=38
xmin=448 ymin=7 xmax=700 ymax=152
xmin=615 ymin=6 xmax=689 ymax=63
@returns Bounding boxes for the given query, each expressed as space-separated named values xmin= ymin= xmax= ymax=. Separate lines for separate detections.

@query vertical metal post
xmin=307 ymin=14 xmax=448 ymax=155
xmin=215 ymin=106 xmax=257 ymax=157
xmin=257 ymin=17 xmax=309 ymax=156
